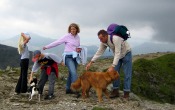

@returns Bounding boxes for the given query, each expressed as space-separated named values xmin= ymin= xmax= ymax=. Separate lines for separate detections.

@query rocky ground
xmin=0 ymin=71 xmax=175 ymax=110
xmin=0 ymin=52 xmax=175 ymax=110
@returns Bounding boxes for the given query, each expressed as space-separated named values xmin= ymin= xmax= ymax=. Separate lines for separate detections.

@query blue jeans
xmin=113 ymin=51 xmax=132 ymax=92
xmin=65 ymin=55 xmax=78 ymax=90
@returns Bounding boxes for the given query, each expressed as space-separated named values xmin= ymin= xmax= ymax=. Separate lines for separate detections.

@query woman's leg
xmin=15 ymin=59 xmax=29 ymax=93
xmin=65 ymin=56 xmax=78 ymax=91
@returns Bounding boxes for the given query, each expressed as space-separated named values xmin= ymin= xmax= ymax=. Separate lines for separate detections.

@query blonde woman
xmin=15 ymin=32 xmax=31 ymax=94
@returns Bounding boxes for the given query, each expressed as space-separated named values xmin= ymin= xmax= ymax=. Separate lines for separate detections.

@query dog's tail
xmin=71 ymin=78 xmax=81 ymax=91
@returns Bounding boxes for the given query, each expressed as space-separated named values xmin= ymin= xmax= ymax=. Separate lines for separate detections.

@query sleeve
xmin=91 ymin=43 xmax=107 ymax=62
xmin=112 ymin=37 xmax=123 ymax=66
xmin=45 ymin=35 xmax=67 ymax=49
xmin=31 ymin=62 xmax=40 ymax=73
xmin=47 ymin=53 xmax=62 ymax=64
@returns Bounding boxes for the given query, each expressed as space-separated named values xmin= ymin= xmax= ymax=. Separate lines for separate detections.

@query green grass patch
xmin=132 ymin=53 xmax=175 ymax=104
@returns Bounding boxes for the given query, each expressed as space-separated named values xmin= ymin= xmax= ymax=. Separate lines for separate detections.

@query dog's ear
xmin=34 ymin=87 xmax=37 ymax=91
xmin=113 ymin=71 xmax=119 ymax=80
xmin=108 ymin=71 xmax=119 ymax=80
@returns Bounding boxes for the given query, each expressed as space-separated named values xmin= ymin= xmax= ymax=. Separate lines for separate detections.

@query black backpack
xmin=107 ymin=24 xmax=130 ymax=44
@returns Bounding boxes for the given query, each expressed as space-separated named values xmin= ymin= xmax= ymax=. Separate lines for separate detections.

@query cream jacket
xmin=91 ymin=35 xmax=131 ymax=66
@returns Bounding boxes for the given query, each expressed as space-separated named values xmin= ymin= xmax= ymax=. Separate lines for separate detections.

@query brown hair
xmin=97 ymin=29 xmax=108 ymax=37
xmin=68 ymin=23 xmax=80 ymax=34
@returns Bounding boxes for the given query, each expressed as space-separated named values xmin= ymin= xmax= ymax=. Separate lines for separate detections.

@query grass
xmin=132 ymin=53 xmax=175 ymax=104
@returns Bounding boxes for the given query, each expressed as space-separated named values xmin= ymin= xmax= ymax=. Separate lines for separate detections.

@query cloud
xmin=0 ymin=0 xmax=175 ymax=44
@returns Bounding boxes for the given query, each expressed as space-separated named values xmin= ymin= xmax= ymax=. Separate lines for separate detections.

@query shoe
xmin=74 ymin=92 xmax=81 ymax=98
xmin=66 ymin=89 xmax=74 ymax=94
xmin=44 ymin=94 xmax=55 ymax=100
xmin=109 ymin=89 xmax=119 ymax=98
xmin=123 ymin=91 xmax=129 ymax=99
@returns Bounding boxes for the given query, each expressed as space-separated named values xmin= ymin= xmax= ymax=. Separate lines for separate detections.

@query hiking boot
xmin=44 ymin=94 xmax=55 ymax=100
xmin=109 ymin=89 xmax=119 ymax=98
xmin=74 ymin=92 xmax=81 ymax=98
xmin=66 ymin=89 xmax=74 ymax=94
xmin=123 ymin=91 xmax=130 ymax=99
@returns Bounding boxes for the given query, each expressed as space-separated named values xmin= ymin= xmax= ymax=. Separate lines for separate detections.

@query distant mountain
xmin=132 ymin=42 xmax=175 ymax=55
xmin=0 ymin=44 xmax=33 ymax=69
xmin=4 ymin=33 xmax=175 ymax=58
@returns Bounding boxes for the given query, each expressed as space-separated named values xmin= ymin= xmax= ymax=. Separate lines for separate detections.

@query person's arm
xmin=29 ymin=72 xmax=35 ymax=83
xmin=43 ymin=35 xmax=67 ymax=50
xmin=29 ymin=62 xmax=40 ymax=83
xmin=21 ymin=33 xmax=30 ymax=45
xmin=86 ymin=43 xmax=107 ymax=70
xmin=91 ymin=43 xmax=107 ymax=62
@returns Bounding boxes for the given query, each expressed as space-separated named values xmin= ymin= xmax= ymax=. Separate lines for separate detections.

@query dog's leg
xmin=29 ymin=94 xmax=33 ymax=101
xmin=28 ymin=93 xmax=31 ymax=99
xmin=82 ymin=89 xmax=86 ymax=99
xmin=81 ymin=86 xmax=87 ymax=102
xmin=103 ymin=89 xmax=110 ymax=100
xmin=96 ymin=88 xmax=103 ymax=102
xmin=86 ymin=87 xmax=91 ymax=98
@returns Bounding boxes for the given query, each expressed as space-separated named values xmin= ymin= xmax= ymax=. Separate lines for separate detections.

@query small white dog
xmin=28 ymin=78 xmax=40 ymax=101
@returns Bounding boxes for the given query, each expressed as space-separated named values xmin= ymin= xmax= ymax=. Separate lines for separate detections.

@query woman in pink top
xmin=43 ymin=23 xmax=81 ymax=94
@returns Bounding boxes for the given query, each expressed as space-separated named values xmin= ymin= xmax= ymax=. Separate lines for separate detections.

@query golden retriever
xmin=71 ymin=70 xmax=119 ymax=102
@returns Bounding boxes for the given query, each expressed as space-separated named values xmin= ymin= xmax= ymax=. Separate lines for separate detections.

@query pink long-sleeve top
xmin=45 ymin=33 xmax=80 ymax=52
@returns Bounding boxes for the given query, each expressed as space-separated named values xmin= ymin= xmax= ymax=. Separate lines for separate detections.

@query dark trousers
xmin=15 ymin=59 xmax=29 ymax=93
xmin=38 ymin=69 xmax=56 ymax=95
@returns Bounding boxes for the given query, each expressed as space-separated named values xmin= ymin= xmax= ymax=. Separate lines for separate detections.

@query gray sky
xmin=0 ymin=0 xmax=174 ymax=47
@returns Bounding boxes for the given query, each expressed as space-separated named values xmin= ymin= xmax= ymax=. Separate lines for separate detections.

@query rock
xmin=12 ymin=103 xmax=20 ymax=106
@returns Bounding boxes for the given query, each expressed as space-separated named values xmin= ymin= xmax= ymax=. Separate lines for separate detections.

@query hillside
xmin=0 ymin=44 xmax=33 ymax=69
xmin=132 ymin=53 xmax=175 ymax=104
xmin=0 ymin=43 xmax=111 ymax=69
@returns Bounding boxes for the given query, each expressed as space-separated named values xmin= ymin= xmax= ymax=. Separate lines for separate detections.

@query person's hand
xmin=61 ymin=62 xmax=65 ymax=66
xmin=28 ymin=73 xmax=33 ymax=83
xmin=43 ymin=47 xmax=47 ymax=50
xmin=86 ymin=61 xmax=93 ymax=71
xmin=76 ymin=48 xmax=82 ymax=53
xmin=107 ymin=66 xmax=115 ymax=73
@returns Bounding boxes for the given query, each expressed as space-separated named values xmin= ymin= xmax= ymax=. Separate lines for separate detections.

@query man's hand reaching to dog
xmin=107 ymin=65 xmax=115 ymax=73
xmin=86 ymin=61 xmax=94 ymax=71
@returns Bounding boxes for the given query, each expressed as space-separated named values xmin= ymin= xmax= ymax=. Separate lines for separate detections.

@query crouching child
xmin=29 ymin=50 xmax=62 ymax=100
